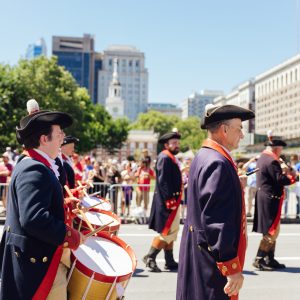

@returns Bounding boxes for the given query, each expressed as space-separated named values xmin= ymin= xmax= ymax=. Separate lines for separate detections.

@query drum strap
xmin=105 ymin=277 xmax=118 ymax=300
xmin=82 ymin=273 xmax=95 ymax=300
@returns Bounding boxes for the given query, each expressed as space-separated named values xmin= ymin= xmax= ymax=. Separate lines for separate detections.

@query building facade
xmin=52 ymin=34 xmax=101 ymax=103
xmin=98 ymin=45 xmax=148 ymax=120
xmin=182 ymin=90 xmax=223 ymax=119
xmin=147 ymin=102 xmax=182 ymax=118
xmin=26 ymin=38 xmax=47 ymax=60
xmin=255 ymin=54 xmax=300 ymax=139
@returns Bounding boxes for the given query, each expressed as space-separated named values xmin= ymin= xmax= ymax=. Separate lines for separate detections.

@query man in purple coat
xmin=177 ymin=104 xmax=254 ymax=300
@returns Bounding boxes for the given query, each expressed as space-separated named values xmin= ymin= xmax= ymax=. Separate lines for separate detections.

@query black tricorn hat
xmin=62 ymin=135 xmax=79 ymax=146
xmin=201 ymin=104 xmax=255 ymax=129
xmin=264 ymin=139 xmax=287 ymax=147
xmin=16 ymin=110 xmax=73 ymax=144
xmin=158 ymin=131 xmax=181 ymax=144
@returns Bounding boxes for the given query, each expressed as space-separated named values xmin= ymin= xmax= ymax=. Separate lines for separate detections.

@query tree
xmin=131 ymin=110 xmax=207 ymax=153
xmin=0 ymin=56 xmax=129 ymax=153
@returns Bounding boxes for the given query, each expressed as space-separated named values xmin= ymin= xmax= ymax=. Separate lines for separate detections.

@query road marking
xmin=118 ymin=233 xmax=300 ymax=237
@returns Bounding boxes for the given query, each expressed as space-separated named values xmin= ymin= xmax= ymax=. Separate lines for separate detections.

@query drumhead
xmin=74 ymin=236 xmax=133 ymax=276
xmin=81 ymin=196 xmax=112 ymax=211
xmin=78 ymin=211 xmax=119 ymax=227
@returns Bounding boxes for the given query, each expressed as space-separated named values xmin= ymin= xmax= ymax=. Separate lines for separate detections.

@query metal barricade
xmin=87 ymin=182 xmax=111 ymax=199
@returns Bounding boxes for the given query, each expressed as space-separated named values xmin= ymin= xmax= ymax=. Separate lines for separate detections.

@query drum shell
xmin=67 ymin=232 xmax=137 ymax=300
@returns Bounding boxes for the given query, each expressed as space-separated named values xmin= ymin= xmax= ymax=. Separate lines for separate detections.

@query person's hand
xmin=224 ymin=272 xmax=244 ymax=297
xmin=239 ymin=175 xmax=247 ymax=189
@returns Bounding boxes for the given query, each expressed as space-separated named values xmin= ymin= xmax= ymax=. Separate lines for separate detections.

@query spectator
xmin=135 ymin=159 xmax=155 ymax=213
xmin=121 ymin=174 xmax=133 ymax=217
xmin=72 ymin=153 xmax=84 ymax=183
xmin=0 ymin=153 xmax=13 ymax=214
xmin=106 ymin=164 xmax=121 ymax=213
xmin=88 ymin=161 xmax=106 ymax=197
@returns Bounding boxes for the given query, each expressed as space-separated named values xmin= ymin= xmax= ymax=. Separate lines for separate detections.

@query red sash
xmin=202 ymin=139 xmax=247 ymax=293
xmin=262 ymin=150 xmax=284 ymax=236
xmin=26 ymin=149 xmax=64 ymax=300
xmin=161 ymin=150 xmax=182 ymax=236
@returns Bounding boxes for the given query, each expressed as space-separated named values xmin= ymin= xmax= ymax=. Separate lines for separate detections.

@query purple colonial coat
xmin=177 ymin=147 xmax=242 ymax=300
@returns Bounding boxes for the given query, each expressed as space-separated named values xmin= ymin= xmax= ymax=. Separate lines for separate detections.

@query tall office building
xmin=52 ymin=34 xmax=101 ymax=103
xmin=255 ymin=54 xmax=300 ymax=139
xmin=98 ymin=45 xmax=148 ymax=120
xmin=182 ymin=90 xmax=223 ymax=119
xmin=26 ymin=38 xmax=47 ymax=60
xmin=148 ymin=102 xmax=182 ymax=118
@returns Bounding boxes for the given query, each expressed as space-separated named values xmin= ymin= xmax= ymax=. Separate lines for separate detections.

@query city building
xmin=96 ymin=129 xmax=158 ymax=161
xmin=182 ymin=90 xmax=223 ymax=119
xmin=255 ymin=54 xmax=300 ymax=140
xmin=52 ymin=34 xmax=101 ymax=103
xmin=98 ymin=45 xmax=148 ymax=120
xmin=26 ymin=38 xmax=47 ymax=60
xmin=147 ymin=102 xmax=182 ymax=118
xmin=105 ymin=58 xmax=124 ymax=119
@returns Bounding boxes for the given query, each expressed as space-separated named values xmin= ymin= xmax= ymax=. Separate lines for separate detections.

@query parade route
xmin=0 ymin=223 xmax=299 ymax=299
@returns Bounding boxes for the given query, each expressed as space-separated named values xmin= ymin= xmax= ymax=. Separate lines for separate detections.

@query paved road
xmin=117 ymin=223 xmax=300 ymax=300
xmin=0 ymin=223 xmax=299 ymax=299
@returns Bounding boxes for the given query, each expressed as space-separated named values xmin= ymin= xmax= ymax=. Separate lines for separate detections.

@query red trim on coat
xmin=26 ymin=149 xmax=64 ymax=300
xmin=32 ymin=246 xmax=63 ymax=300
xmin=268 ymin=192 xmax=284 ymax=236
xmin=202 ymin=139 xmax=247 ymax=278
xmin=161 ymin=150 xmax=182 ymax=236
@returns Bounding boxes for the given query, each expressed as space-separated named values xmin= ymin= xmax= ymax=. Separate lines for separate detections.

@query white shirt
xmin=34 ymin=149 xmax=60 ymax=179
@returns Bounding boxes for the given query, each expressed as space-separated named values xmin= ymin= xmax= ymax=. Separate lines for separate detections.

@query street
xmin=0 ymin=223 xmax=299 ymax=299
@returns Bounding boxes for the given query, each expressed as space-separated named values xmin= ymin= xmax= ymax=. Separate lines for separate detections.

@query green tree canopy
xmin=0 ymin=56 xmax=129 ymax=153
xmin=131 ymin=110 xmax=207 ymax=153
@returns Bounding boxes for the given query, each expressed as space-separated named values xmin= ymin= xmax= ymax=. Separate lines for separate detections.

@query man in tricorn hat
xmin=0 ymin=110 xmax=84 ymax=300
xmin=61 ymin=135 xmax=79 ymax=189
xmin=252 ymin=133 xmax=295 ymax=271
xmin=177 ymin=104 xmax=255 ymax=300
xmin=143 ymin=129 xmax=182 ymax=272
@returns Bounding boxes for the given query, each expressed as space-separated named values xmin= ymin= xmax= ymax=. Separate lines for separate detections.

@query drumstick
xmin=72 ymin=202 xmax=104 ymax=214
xmin=85 ymin=221 xmax=114 ymax=238
xmin=77 ymin=181 xmax=89 ymax=198
xmin=64 ymin=185 xmax=73 ymax=198
xmin=78 ymin=209 xmax=94 ymax=231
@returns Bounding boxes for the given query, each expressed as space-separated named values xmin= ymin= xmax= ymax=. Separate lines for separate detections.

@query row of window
xmin=256 ymin=67 xmax=300 ymax=97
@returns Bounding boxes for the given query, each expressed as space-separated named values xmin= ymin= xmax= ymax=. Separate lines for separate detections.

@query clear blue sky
xmin=1 ymin=0 xmax=299 ymax=105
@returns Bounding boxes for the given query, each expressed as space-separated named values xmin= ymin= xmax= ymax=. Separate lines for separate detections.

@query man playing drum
xmin=144 ymin=130 xmax=182 ymax=272
xmin=0 ymin=110 xmax=85 ymax=300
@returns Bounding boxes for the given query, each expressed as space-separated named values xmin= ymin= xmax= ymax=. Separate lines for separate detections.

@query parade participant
xmin=143 ymin=130 xmax=182 ymax=272
xmin=177 ymin=104 xmax=255 ymax=300
xmin=252 ymin=134 xmax=295 ymax=271
xmin=61 ymin=135 xmax=79 ymax=189
xmin=0 ymin=110 xmax=85 ymax=300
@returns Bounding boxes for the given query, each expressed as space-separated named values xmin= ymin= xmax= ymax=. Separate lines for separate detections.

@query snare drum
xmin=67 ymin=232 xmax=137 ymax=300
xmin=75 ymin=209 xmax=120 ymax=235
xmin=81 ymin=196 xmax=112 ymax=211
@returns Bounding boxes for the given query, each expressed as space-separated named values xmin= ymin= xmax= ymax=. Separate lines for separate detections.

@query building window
xmin=109 ymin=59 xmax=112 ymax=66
xmin=129 ymin=60 xmax=132 ymax=67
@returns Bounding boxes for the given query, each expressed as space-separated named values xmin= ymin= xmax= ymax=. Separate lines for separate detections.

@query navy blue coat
xmin=253 ymin=152 xmax=291 ymax=234
xmin=177 ymin=147 xmax=242 ymax=300
xmin=148 ymin=151 xmax=182 ymax=233
xmin=0 ymin=158 xmax=66 ymax=300
xmin=63 ymin=160 xmax=75 ymax=189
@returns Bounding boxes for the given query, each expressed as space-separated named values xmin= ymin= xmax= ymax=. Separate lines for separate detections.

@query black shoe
xmin=143 ymin=255 xmax=161 ymax=272
xmin=267 ymin=259 xmax=286 ymax=269
xmin=253 ymin=258 xmax=274 ymax=271
xmin=164 ymin=261 xmax=178 ymax=271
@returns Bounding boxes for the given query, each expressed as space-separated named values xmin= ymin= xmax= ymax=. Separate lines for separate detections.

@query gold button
xmin=14 ymin=251 xmax=20 ymax=258
xmin=176 ymin=192 xmax=179 ymax=195
xmin=222 ymin=266 xmax=228 ymax=273
xmin=189 ymin=225 xmax=193 ymax=232
xmin=42 ymin=257 xmax=48 ymax=263
xmin=30 ymin=257 xmax=36 ymax=263
xmin=63 ymin=242 xmax=69 ymax=247
xmin=67 ymin=231 xmax=72 ymax=237
xmin=208 ymin=246 xmax=212 ymax=252
xmin=232 ymin=263 xmax=237 ymax=269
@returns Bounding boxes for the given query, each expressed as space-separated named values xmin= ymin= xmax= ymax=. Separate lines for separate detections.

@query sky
xmin=0 ymin=0 xmax=300 ymax=105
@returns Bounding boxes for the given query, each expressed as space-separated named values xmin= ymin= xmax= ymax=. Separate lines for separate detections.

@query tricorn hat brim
xmin=158 ymin=132 xmax=181 ymax=144
xmin=201 ymin=105 xmax=255 ymax=129
xmin=264 ymin=139 xmax=287 ymax=147
xmin=62 ymin=135 xmax=79 ymax=146
xmin=16 ymin=110 xmax=73 ymax=144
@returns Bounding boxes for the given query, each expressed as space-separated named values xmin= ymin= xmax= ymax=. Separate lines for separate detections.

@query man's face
xmin=223 ymin=118 xmax=244 ymax=151
xmin=42 ymin=125 xmax=64 ymax=159
xmin=165 ymin=138 xmax=180 ymax=155
xmin=62 ymin=143 xmax=75 ymax=157
xmin=2 ymin=156 xmax=9 ymax=164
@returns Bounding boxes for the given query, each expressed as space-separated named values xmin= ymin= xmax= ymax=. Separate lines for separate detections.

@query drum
xmin=75 ymin=209 xmax=120 ymax=235
xmin=67 ymin=232 xmax=137 ymax=300
xmin=81 ymin=196 xmax=112 ymax=211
